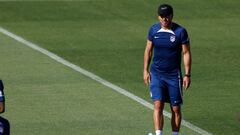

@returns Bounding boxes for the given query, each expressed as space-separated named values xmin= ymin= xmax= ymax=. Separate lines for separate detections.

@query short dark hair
xmin=158 ymin=4 xmax=173 ymax=16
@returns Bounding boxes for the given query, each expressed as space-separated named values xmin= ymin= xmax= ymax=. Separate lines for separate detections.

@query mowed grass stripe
xmin=0 ymin=30 xmax=199 ymax=135
xmin=1 ymin=1 xmax=240 ymax=134
xmin=0 ymin=30 xmax=156 ymax=134
xmin=0 ymin=27 xmax=207 ymax=135
xmin=0 ymin=0 xmax=101 ymax=1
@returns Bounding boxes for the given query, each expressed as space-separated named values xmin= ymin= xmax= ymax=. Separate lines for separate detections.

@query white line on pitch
xmin=0 ymin=27 xmax=212 ymax=135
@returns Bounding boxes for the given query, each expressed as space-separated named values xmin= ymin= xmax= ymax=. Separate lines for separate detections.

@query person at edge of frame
xmin=0 ymin=80 xmax=10 ymax=135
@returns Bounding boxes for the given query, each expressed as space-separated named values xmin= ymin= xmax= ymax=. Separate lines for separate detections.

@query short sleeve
xmin=148 ymin=26 xmax=154 ymax=41
xmin=181 ymin=28 xmax=190 ymax=45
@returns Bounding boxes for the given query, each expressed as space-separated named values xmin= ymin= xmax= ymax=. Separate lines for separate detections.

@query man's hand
xmin=143 ymin=70 xmax=150 ymax=86
xmin=183 ymin=76 xmax=191 ymax=90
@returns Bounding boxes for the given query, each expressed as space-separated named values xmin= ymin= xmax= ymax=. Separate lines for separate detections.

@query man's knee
xmin=171 ymin=106 xmax=181 ymax=115
xmin=154 ymin=100 xmax=164 ymax=111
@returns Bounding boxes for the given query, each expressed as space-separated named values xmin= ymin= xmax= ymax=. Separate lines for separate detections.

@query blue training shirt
xmin=148 ymin=22 xmax=190 ymax=74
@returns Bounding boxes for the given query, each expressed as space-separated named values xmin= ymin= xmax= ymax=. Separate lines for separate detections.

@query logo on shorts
xmin=170 ymin=36 xmax=175 ymax=42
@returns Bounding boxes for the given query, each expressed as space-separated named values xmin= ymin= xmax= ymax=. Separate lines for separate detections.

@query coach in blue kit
xmin=143 ymin=4 xmax=191 ymax=135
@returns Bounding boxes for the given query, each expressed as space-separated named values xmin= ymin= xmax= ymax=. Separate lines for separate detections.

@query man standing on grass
xmin=143 ymin=4 xmax=191 ymax=135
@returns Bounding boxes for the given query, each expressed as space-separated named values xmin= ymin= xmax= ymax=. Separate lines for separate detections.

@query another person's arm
xmin=0 ymin=80 xmax=5 ymax=113
xmin=0 ymin=102 xmax=4 ymax=113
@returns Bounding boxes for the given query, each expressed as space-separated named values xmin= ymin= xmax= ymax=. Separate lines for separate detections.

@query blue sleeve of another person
xmin=181 ymin=28 xmax=190 ymax=45
xmin=0 ymin=92 xmax=4 ymax=102
xmin=0 ymin=80 xmax=4 ymax=102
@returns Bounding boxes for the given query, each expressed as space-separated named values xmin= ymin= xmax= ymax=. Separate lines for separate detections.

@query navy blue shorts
xmin=149 ymin=72 xmax=183 ymax=106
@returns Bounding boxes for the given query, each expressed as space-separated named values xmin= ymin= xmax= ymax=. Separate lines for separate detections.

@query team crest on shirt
xmin=170 ymin=35 xmax=176 ymax=42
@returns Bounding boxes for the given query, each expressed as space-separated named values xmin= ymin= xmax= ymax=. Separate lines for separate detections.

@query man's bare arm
xmin=182 ymin=44 xmax=192 ymax=90
xmin=143 ymin=40 xmax=153 ymax=85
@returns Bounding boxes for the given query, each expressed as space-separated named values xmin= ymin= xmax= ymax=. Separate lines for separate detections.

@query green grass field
xmin=0 ymin=0 xmax=240 ymax=134
xmin=0 ymin=29 xmax=200 ymax=135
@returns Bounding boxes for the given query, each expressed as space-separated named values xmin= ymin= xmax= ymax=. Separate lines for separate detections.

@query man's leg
xmin=170 ymin=106 xmax=181 ymax=134
xmin=153 ymin=100 xmax=164 ymax=135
